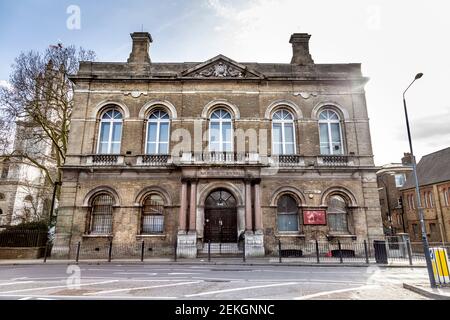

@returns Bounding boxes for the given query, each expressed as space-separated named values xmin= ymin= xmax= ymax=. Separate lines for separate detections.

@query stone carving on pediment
xmin=124 ymin=91 xmax=148 ymax=98
xmin=194 ymin=61 xmax=244 ymax=78
xmin=293 ymin=92 xmax=319 ymax=99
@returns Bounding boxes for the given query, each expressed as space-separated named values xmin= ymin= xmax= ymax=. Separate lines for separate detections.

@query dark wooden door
xmin=204 ymin=189 xmax=237 ymax=243
xmin=204 ymin=208 xmax=237 ymax=242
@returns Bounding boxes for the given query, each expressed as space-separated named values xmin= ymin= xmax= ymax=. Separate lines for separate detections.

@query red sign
xmin=303 ymin=210 xmax=327 ymax=225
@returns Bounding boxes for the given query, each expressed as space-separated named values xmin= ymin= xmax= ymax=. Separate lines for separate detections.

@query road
xmin=0 ymin=264 xmax=429 ymax=300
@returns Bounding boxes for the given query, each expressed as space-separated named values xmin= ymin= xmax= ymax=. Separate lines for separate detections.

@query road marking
xmin=185 ymin=282 xmax=298 ymax=297
xmin=0 ymin=280 xmax=118 ymax=294
xmin=18 ymin=297 xmax=33 ymax=300
xmin=294 ymin=285 xmax=378 ymax=300
xmin=0 ymin=281 xmax=34 ymax=287
xmin=114 ymin=272 xmax=157 ymax=275
xmin=0 ymin=294 xmax=177 ymax=300
xmin=168 ymin=273 xmax=199 ymax=275
xmin=84 ymin=281 xmax=202 ymax=295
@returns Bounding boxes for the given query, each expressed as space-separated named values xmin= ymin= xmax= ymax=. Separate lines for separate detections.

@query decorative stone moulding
xmin=124 ymin=91 xmax=148 ymax=98
xmin=194 ymin=62 xmax=244 ymax=78
xmin=293 ymin=92 xmax=319 ymax=99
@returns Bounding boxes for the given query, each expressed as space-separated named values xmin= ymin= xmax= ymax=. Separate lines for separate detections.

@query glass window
xmin=90 ymin=194 xmax=114 ymax=234
xmin=277 ymin=195 xmax=299 ymax=232
xmin=97 ymin=108 xmax=123 ymax=154
xmin=318 ymin=109 xmax=343 ymax=155
xmin=272 ymin=109 xmax=296 ymax=155
xmin=146 ymin=110 xmax=170 ymax=155
xmin=141 ymin=194 xmax=164 ymax=234
xmin=395 ymin=174 xmax=406 ymax=187
xmin=327 ymin=195 xmax=348 ymax=233
xmin=209 ymin=109 xmax=233 ymax=152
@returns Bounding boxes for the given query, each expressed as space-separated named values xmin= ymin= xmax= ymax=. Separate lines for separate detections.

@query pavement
xmin=0 ymin=263 xmax=432 ymax=300
xmin=403 ymin=283 xmax=450 ymax=300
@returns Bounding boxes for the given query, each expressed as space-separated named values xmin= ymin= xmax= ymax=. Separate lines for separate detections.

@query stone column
xmin=245 ymin=180 xmax=253 ymax=232
xmin=178 ymin=180 xmax=188 ymax=233
xmin=189 ymin=180 xmax=197 ymax=231
xmin=254 ymin=183 xmax=263 ymax=232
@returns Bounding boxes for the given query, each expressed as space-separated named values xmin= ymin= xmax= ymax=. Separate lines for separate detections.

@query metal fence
xmin=0 ymin=230 xmax=48 ymax=247
xmin=41 ymin=238 xmax=432 ymax=266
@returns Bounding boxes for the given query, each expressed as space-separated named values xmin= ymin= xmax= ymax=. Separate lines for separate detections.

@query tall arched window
xmin=318 ymin=109 xmax=343 ymax=155
xmin=277 ymin=195 xmax=299 ymax=232
xmin=141 ymin=194 xmax=164 ymax=234
xmin=97 ymin=108 xmax=123 ymax=154
xmin=89 ymin=193 xmax=114 ymax=234
xmin=327 ymin=195 xmax=348 ymax=233
xmin=272 ymin=109 xmax=296 ymax=155
xmin=146 ymin=110 xmax=170 ymax=154
xmin=209 ymin=108 xmax=233 ymax=152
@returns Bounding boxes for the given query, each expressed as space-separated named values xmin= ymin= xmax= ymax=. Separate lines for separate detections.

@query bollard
xmin=364 ymin=240 xmax=369 ymax=264
xmin=208 ymin=240 xmax=211 ymax=262
xmin=174 ymin=240 xmax=178 ymax=262
xmin=43 ymin=241 xmax=49 ymax=263
xmin=243 ymin=239 xmax=246 ymax=263
xmin=406 ymin=239 xmax=413 ymax=266
xmin=140 ymin=241 xmax=145 ymax=262
xmin=278 ymin=239 xmax=282 ymax=263
xmin=338 ymin=240 xmax=343 ymax=264
xmin=108 ymin=241 xmax=113 ymax=262
xmin=315 ymin=240 xmax=320 ymax=264
xmin=75 ymin=241 xmax=81 ymax=263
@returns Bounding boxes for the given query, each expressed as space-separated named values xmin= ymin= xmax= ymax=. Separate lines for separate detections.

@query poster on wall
xmin=303 ymin=210 xmax=327 ymax=225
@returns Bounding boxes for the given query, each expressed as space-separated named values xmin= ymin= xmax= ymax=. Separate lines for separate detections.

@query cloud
xmin=0 ymin=80 xmax=11 ymax=89
xmin=409 ymin=110 xmax=450 ymax=141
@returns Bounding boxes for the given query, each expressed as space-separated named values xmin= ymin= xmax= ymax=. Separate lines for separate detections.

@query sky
xmin=0 ymin=0 xmax=449 ymax=165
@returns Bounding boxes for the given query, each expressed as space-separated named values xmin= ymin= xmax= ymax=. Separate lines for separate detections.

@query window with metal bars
xmin=141 ymin=194 xmax=164 ymax=234
xmin=327 ymin=195 xmax=348 ymax=233
xmin=90 ymin=194 xmax=114 ymax=234
xmin=277 ymin=195 xmax=299 ymax=232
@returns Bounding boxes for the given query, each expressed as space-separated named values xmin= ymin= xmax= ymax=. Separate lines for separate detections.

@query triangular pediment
xmin=181 ymin=55 xmax=264 ymax=79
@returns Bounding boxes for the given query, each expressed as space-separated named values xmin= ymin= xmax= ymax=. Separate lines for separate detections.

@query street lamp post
xmin=402 ymin=73 xmax=436 ymax=288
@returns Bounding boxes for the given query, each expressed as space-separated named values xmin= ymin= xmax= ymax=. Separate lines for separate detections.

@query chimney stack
xmin=401 ymin=152 xmax=413 ymax=165
xmin=127 ymin=32 xmax=152 ymax=64
xmin=289 ymin=33 xmax=314 ymax=65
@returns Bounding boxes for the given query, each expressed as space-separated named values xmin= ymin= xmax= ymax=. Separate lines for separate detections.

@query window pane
xmin=159 ymin=142 xmax=169 ymax=154
xmin=159 ymin=122 xmax=169 ymax=142
xmin=222 ymin=122 xmax=232 ymax=142
xmin=142 ymin=215 xmax=164 ymax=233
xmin=285 ymin=143 xmax=294 ymax=155
xmin=319 ymin=123 xmax=329 ymax=145
xmin=284 ymin=123 xmax=294 ymax=143
xmin=223 ymin=143 xmax=232 ymax=152
xmin=148 ymin=123 xmax=157 ymax=142
xmin=209 ymin=142 xmax=220 ymax=152
xmin=272 ymin=143 xmax=281 ymax=155
xmin=330 ymin=123 xmax=341 ymax=142
xmin=273 ymin=123 xmax=282 ymax=144
xmin=110 ymin=142 xmax=120 ymax=154
xmin=112 ymin=122 xmax=122 ymax=142
xmin=210 ymin=123 xmax=220 ymax=142
xmin=328 ymin=213 xmax=347 ymax=232
xmin=147 ymin=142 xmax=156 ymax=154
xmin=100 ymin=122 xmax=110 ymax=142
xmin=277 ymin=214 xmax=298 ymax=231
xmin=99 ymin=142 xmax=109 ymax=154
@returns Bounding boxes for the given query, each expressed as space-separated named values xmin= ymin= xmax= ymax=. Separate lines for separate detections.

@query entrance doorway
xmin=204 ymin=189 xmax=237 ymax=242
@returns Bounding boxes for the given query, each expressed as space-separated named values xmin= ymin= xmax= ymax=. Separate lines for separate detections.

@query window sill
xmin=275 ymin=233 xmax=305 ymax=238
xmin=82 ymin=234 xmax=112 ymax=238
xmin=327 ymin=234 xmax=357 ymax=240
xmin=136 ymin=234 xmax=166 ymax=239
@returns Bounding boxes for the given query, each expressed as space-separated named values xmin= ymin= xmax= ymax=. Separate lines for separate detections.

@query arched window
xmin=277 ymin=195 xmax=299 ymax=232
xmin=24 ymin=195 xmax=33 ymax=202
xmin=89 ymin=193 xmax=114 ymax=234
xmin=146 ymin=110 xmax=170 ymax=154
xmin=141 ymin=194 xmax=164 ymax=234
xmin=327 ymin=195 xmax=348 ymax=233
xmin=1 ymin=159 xmax=10 ymax=179
xmin=272 ymin=109 xmax=296 ymax=155
xmin=318 ymin=109 xmax=343 ymax=155
xmin=209 ymin=108 xmax=233 ymax=152
xmin=97 ymin=108 xmax=123 ymax=154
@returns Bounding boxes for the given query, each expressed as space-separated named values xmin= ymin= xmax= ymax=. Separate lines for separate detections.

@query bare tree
xmin=0 ymin=44 xmax=95 ymax=193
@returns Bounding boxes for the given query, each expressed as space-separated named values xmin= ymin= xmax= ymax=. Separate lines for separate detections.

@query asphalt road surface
xmin=0 ymin=264 xmax=429 ymax=300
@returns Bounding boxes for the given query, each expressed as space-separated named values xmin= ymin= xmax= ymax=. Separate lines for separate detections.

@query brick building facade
xmin=401 ymin=148 xmax=450 ymax=243
xmin=53 ymin=32 xmax=384 ymax=258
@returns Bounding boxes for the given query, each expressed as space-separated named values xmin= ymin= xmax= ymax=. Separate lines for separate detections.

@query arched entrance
xmin=204 ymin=189 xmax=238 ymax=242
